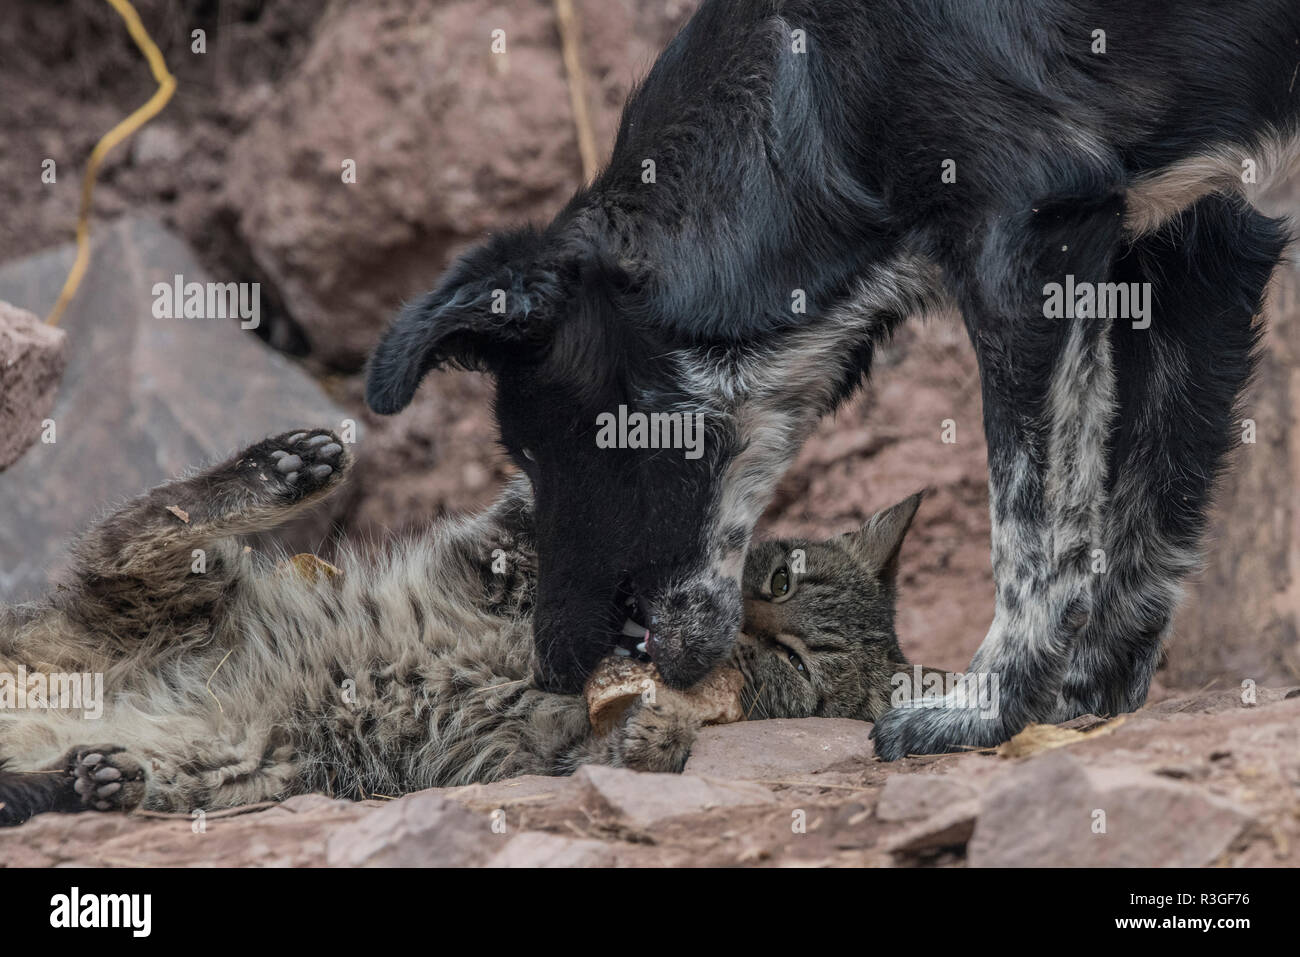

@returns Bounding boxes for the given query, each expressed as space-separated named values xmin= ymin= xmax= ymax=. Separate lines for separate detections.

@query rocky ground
xmin=4 ymin=688 xmax=1297 ymax=867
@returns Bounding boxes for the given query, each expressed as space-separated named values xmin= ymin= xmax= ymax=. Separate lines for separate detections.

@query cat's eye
xmin=787 ymin=650 xmax=808 ymax=676
xmin=521 ymin=448 xmax=536 ymax=462
xmin=769 ymin=565 xmax=791 ymax=600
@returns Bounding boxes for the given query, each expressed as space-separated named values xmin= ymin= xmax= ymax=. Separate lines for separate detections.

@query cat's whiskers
xmin=743 ymin=678 xmax=768 ymax=721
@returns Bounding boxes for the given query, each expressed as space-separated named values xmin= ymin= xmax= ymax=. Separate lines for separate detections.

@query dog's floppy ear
xmin=365 ymin=228 xmax=563 ymax=415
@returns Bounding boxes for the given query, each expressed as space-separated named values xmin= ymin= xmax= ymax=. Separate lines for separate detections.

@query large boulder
xmin=0 ymin=217 xmax=355 ymax=601
xmin=0 ymin=300 xmax=65 ymax=471
xmin=222 ymin=0 xmax=695 ymax=371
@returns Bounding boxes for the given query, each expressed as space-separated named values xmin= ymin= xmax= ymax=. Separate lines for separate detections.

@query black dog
xmin=366 ymin=0 xmax=1300 ymax=758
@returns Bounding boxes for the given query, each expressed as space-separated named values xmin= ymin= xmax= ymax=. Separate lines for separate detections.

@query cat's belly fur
xmin=0 ymin=539 xmax=591 ymax=811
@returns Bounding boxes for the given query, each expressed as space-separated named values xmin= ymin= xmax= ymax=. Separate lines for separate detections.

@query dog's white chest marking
xmin=682 ymin=254 xmax=954 ymax=585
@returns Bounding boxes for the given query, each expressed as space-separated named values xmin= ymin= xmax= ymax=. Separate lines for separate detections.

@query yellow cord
xmin=45 ymin=0 xmax=176 ymax=327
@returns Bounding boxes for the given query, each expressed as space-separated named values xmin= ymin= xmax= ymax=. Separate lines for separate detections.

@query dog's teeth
xmin=636 ymin=640 xmax=648 ymax=655
xmin=621 ymin=618 xmax=648 ymax=639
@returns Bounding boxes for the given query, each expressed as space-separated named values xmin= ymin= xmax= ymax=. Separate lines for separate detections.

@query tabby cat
xmin=0 ymin=429 xmax=924 ymax=826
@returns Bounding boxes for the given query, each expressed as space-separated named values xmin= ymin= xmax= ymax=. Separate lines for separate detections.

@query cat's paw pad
xmin=244 ymin=429 xmax=350 ymax=499
xmin=66 ymin=746 xmax=147 ymax=813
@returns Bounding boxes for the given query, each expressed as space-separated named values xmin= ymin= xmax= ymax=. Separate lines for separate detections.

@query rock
xmin=684 ymin=718 xmax=876 ymax=780
xmin=325 ymin=791 xmax=505 ymax=867
xmin=968 ymin=751 xmax=1253 ymax=867
xmin=875 ymin=773 xmax=979 ymax=823
xmin=219 ymin=0 xmax=698 ymax=370
xmin=486 ymin=832 xmax=617 ymax=867
xmin=441 ymin=774 xmax=579 ymax=811
xmin=274 ymin=793 xmax=355 ymax=815
xmin=0 ymin=217 xmax=355 ymax=601
xmin=576 ymin=765 xmax=775 ymax=828
xmin=222 ymin=0 xmax=693 ymax=370
xmin=129 ymin=124 xmax=183 ymax=166
xmin=1140 ymin=686 xmax=1299 ymax=716
xmin=1168 ymin=179 xmax=1300 ymax=689
xmin=0 ymin=300 xmax=65 ymax=471
xmin=882 ymin=800 xmax=979 ymax=857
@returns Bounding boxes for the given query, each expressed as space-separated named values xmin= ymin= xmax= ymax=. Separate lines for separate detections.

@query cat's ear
xmin=841 ymin=491 xmax=924 ymax=586
xmin=365 ymin=228 xmax=564 ymax=415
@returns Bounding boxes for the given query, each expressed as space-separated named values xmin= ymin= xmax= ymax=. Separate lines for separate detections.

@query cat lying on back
xmin=0 ymin=429 xmax=926 ymax=826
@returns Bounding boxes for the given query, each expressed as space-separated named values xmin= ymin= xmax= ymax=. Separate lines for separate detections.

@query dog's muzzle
xmin=632 ymin=574 xmax=742 ymax=688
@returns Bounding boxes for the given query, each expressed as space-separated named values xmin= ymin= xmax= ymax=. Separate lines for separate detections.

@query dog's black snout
xmin=641 ymin=575 xmax=742 ymax=689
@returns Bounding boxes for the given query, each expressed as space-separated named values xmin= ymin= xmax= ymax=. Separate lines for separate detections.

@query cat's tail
xmin=0 ymin=757 xmax=67 ymax=827
xmin=0 ymin=746 xmax=149 ymax=827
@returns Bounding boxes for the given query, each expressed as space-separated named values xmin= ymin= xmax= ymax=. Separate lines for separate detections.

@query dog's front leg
xmin=873 ymin=189 xmax=1125 ymax=759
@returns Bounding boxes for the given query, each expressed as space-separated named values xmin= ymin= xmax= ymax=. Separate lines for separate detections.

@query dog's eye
xmin=769 ymin=566 xmax=790 ymax=598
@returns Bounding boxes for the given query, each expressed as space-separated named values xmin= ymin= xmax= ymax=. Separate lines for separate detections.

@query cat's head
xmin=732 ymin=492 xmax=925 ymax=723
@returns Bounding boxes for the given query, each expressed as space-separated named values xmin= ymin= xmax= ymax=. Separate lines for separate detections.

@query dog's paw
xmin=238 ymin=429 xmax=350 ymax=502
xmin=65 ymin=745 xmax=148 ymax=813
xmin=871 ymin=703 xmax=1010 ymax=761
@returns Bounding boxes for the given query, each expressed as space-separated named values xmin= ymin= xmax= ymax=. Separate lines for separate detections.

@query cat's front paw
xmin=616 ymin=698 xmax=700 ymax=773
xmin=65 ymin=745 xmax=148 ymax=813
xmin=238 ymin=429 xmax=350 ymax=502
